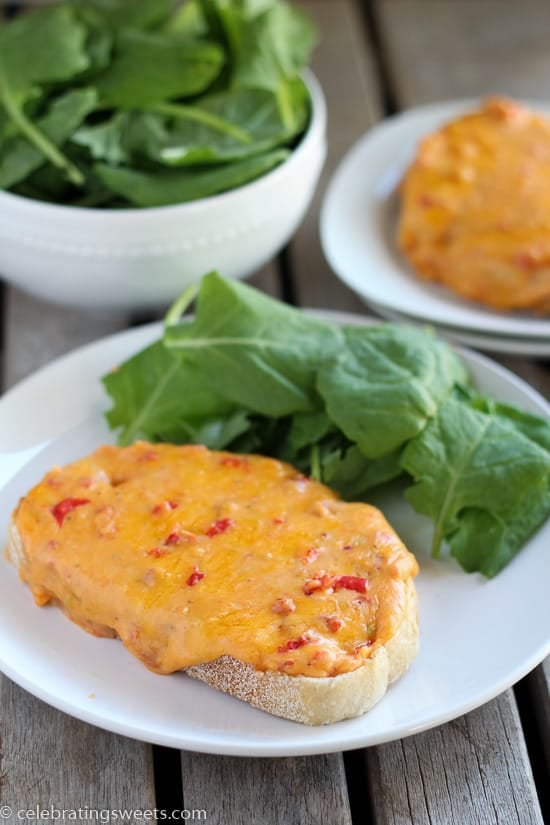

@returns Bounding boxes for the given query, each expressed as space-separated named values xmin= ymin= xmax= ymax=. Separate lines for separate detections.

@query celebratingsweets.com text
xmin=0 ymin=806 xmax=207 ymax=823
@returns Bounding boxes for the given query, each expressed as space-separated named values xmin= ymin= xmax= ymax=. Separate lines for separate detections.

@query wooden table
xmin=1 ymin=1 xmax=549 ymax=823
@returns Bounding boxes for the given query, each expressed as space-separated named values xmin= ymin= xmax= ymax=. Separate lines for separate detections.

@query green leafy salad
xmin=0 ymin=0 xmax=315 ymax=207
xmin=102 ymin=273 xmax=550 ymax=579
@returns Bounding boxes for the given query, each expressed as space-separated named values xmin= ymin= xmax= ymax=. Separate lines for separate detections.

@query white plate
xmin=0 ymin=315 xmax=549 ymax=757
xmin=369 ymin=302 xmax=550 ymax=357
xmin=320 ymin=99 xmax=550 ymax=341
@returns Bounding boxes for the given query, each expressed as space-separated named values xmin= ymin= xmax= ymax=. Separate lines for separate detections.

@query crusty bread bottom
xmin=8 ymin=518 xmax=418 ymax=726
xmin=186 ymin=579 xmax=418 ymax=725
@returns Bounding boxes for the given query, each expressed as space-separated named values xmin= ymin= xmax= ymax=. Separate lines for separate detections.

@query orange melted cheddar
xmin=398 ymin=97 xmax=550 ymax=313
xmin=11 ymin=443 xmax=418 ymax=678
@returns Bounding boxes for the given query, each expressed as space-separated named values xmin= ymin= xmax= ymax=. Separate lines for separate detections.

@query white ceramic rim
xmin=368 ymin=301 xmax=550 ymax=357
xmin=0 ymin=312 xmax=549 ymax=756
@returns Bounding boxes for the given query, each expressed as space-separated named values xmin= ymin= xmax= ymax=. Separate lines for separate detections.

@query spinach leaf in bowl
xmin=0 ymin=5 xmax=91 ymax=186
xmin=0 ymin=0 xmax=316 ymax=207
xmin=94 ymin=148 xmax=290 ymax=206
xmin=93 ymin=30 xmax=225 ymax=108
xmin=150 ymin=82 xmax=310 ymax=166
xmin=0 ymin=89 xmax=97 ymax=189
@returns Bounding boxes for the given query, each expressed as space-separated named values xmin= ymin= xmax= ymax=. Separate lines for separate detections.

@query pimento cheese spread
xmin=11 ymin=442 xmax=418 ymax=678
xmin=398 ymin=97 xmax=550 ymax=313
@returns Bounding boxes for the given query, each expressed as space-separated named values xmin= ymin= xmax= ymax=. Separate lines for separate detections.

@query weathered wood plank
xmin=374 ymin=0 xmax=550 ymax=106
xmin=366 ymin=691 xmax=543 ymax=825
xmin=180 ymin=752 xmax=352 ymax=825
xmin=289 ymin=0 xmax=382 ymax=311
xmin=3 ymin=259 xmax=279 ymax=389
xmin=247 ymin=261 xmax=281 ymax=298
xmin=2 ymin=289 xmax=129 ymax=387
xmin=370 ymin=2 xmax=549 ymax=822
xmin=1 ymin=679 xmax=156 ymax=823
xmin=0 ymin=289 xmax=157 ymax=818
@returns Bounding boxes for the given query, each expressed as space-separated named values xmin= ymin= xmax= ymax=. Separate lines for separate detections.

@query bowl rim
xmin=0 ymin=70 xmax=327 ymax=219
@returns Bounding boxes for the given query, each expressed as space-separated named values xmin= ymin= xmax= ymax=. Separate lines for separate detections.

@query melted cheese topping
xmin=12 ymin=442 xmax=418 ymax=678
xmin=398 ymin=97 xmax=550 ymax=313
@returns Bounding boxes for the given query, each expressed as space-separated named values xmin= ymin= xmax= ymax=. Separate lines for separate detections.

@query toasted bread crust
xmin=186 ymin=578 xmax=418 ymax=725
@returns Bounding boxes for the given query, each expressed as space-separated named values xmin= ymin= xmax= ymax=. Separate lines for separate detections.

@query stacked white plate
xmin=320 ymin=99 xmax=550 ymax=357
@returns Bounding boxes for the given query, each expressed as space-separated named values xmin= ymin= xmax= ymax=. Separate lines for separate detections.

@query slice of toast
xmin=7 ymin=442 xmax=419 ymax=725
xmin=185 ymin=578 xmax=418 ymax=724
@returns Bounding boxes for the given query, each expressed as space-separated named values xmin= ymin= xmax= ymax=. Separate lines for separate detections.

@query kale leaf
xmin=401 ymin=397 xmax=550 ymax=576
xmin=102 ymin=273 xmax=550 ymax=579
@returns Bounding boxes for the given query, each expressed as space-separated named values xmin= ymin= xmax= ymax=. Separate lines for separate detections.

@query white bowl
xmin=0 ymin=72 xmax=326 ymax=312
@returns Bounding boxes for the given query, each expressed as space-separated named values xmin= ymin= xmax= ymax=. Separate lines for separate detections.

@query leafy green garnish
xmin=102 ymin=273 xmax=550 ymax=579
xmin=0 ymin=90 xmax=97 ymax=188
xmin=0 ymin=0 xmax=316 ymax=207
xmin=84 ymin=0 xmax=179 ymax=31
xmin=94 ymin=148 xmax=289 ymax=206
xmin=93 ymin=31 xmax=224 ymax=108
xmin=402 ymin=397 xmax=550 ymax=577
xmin=103 ymin=340 xmax=235 ymax=445
xmin=317 ymin=325 xmax=468 ymax=458
xmin=203 ymin=0 xmax=316 ymax=131
xmin=164 ymin=272 xmax=344 ymax=414
xmin=0 ymin=6 xmax=91 ymax=186
xmin=151 ymin=82 xmax=309 ymax=166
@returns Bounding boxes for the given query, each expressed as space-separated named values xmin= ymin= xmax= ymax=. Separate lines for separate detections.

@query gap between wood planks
xmin=152 ymin=746 xmax=185 ymax=819
xmin=513 ymin=680 xmax=550 ymax=824
xmin=359 ymin=0 xmax=399 ymax=116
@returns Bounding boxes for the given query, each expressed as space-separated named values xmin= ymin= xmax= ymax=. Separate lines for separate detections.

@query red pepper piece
xmin=417 ymin=194 xmax=440 ymax=208
xmin=334 ymin=575 xmax=369 ymax=594
xmin=138 ymin=449 xmax=159 ymax=462
xmin=220 ymin=457 xmax=246 ymax=468
xmin=51 ymin=498 xmax=90 ymax=527
xmin=515 ymin=251 xmax=538 ymax=270
xmin=271 ymin=597 xmax=296 ymax=615
xmin=165 ymin=529 xmax=196 ymax=545
xmin=205 ymin=517 xmax=234 ymax=537
xmin=146 ymin=547 xmax=169 ymax=559
xmin=186 ymin=567 xmax=205 ymax=586
xmin=325 ymin=615 xmax=343 ymax=633
xmin=277 ymin=633 xmax=311 ymax=654
xmin=303 ymin=546 xmax=319 ymax=563
xmin=303 ymin=571 xmax=334 ymax=596
xmin=152 ymin=500 xmax=178 ymax=515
